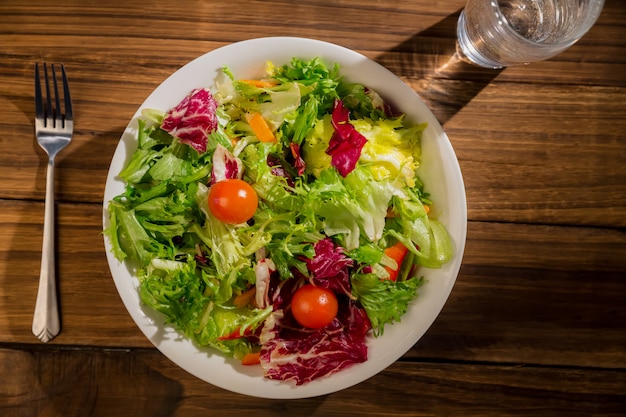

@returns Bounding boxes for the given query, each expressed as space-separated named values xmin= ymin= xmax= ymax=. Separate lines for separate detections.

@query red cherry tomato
xmin=291 ymin=284 xmax=339 ymax=329
xmin=208 ymin=179 xmax=258 ymax=224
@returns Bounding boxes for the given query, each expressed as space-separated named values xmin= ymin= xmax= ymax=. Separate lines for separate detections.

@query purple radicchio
xmin=266 ymin=154 xmax=295 ymax=188
xmin=305 ymin=238 xmax=354 ymax=297
xmin=259 ymin=297 xmax=371 ymax=385
xmin=161 ymin=88 xmax=218 ymax=154
xmin=289 ymin=142 xmax=306 ymax=176
xmin=326 ymin=99 xmax=368 ymax=177
xmin=210 ymin=144 xmax=243 ymax=184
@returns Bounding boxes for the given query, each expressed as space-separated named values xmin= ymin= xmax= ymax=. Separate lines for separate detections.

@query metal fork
xmin=32 ymin=63 xmax=73 ymax=343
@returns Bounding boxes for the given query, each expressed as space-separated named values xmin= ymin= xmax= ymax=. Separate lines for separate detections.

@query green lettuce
xmin=139 ymin=256 xmax=271 ymax=357
xmin=351 ymin=272 xmax=424 ymax=336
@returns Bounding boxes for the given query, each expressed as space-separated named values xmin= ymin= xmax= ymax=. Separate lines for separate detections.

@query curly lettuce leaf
xmin=140 ymin=256 xmax=272 ymax=357
xmin=351 ymin=272 xmax=423 ymax=336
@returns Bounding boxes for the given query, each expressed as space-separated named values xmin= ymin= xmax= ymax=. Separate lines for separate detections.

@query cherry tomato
xmin=291 ymin=284 xmax=339 ymax=329
xmin=208 ymin=179 xmax=258 ymax=224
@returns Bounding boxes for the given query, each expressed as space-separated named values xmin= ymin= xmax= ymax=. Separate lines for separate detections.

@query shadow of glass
xmin=374 ymin=10 xmax=503 ymax=125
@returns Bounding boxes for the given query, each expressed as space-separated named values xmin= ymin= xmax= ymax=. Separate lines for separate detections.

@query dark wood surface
xmin=1 ymin=0 xmax=625 ymax=415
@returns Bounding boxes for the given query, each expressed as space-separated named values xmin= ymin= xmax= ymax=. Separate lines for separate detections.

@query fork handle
xmin=32 ymin=159 xmax=60 ymax=343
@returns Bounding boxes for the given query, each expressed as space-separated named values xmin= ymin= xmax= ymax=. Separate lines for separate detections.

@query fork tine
xmin=60 ymin=64 xmax=73 ymax=122
xmin=51 ymin=65 xmax=61 ymax=129
xmin=34 ymin=63 xmax=44 ymax=120
xmin=43 ymin=63 xmax=52 ymax=127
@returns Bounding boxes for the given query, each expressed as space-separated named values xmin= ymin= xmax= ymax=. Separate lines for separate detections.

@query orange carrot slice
xmin=383 ymin=241 xmax=409 ymax=281
xmin=233 ymin=287 xmax=256 ymax=308
xmin=241 ymin=352 xmax=261 ymax=366
xmin=245 ymin=112 xmax=277 ymax=143
xmin=239 ymin=79 xmax=278 ymax=88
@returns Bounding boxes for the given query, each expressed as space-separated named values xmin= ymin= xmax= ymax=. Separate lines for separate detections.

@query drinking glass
xmin=456 ymin=0 xmax=605 ymax=68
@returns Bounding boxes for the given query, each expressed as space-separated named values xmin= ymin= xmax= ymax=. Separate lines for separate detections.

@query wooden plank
xmin=1 ymin=200 xmax=624 ymax=369
xmin=0 ymin=1 xmax=463 ymax=57
xmin=1 ymin=346 xmax=624 ymax=416
xmin=443 ymin=82 xmax=626 ymax=227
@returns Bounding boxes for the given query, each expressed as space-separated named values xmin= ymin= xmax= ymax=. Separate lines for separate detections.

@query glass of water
xmin=456 ymin=0 xmax=605 ymax=68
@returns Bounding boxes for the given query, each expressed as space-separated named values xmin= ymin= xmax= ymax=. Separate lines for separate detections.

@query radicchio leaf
xmin=326 ymin=99 xmax=368 ymax=177
xmin=266 ymin=154 xmax=295 ymax=188
xmin=306 ymin=238 xmax=353 ymax=297
xmin=161 ymin=88 xmax=218 ymax=154
xmin=211 ymin=144 xmax=243 ymax=184
xmin=259 ymin=299 xmax=371 ymax=385
xmin=289 ymin=142 xmax=306 ymax=176
xmin=254 ymin=257 xmax=275 ymax=309
xmin=267 ymin=272 xmax=301 ymax=311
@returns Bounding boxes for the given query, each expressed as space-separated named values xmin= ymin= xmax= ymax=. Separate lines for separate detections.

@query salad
xmin=105 ymin=57 xmax=453 ymax=385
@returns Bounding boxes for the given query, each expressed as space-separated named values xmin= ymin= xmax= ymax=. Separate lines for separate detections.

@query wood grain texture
xmin=1 ymin=347 xmax=625 ymax=417
xmin=1 ymin=0 xmax=625 ymax=414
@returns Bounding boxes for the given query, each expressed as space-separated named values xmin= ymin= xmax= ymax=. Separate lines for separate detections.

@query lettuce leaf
xmin=386 ymin=190 xmax=454 ymax=268
xmin=305 ymin=166 xmax=394 ymax=250
xmin=140 ymin=256 xmax=271 ymax=357
xmin=351 ymin=272 xmax=423 ymax=336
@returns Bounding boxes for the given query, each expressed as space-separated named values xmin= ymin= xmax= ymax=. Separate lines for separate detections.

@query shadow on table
xmin=374 ymin=10 xmax=504 ymax=125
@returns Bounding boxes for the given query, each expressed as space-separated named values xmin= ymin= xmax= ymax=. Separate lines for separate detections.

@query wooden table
xmin=1 ymin=0 xmax=625 ymax=415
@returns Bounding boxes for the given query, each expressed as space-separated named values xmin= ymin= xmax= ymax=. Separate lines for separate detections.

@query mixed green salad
xmin=105 ymin=57 xmax=453 ymax=385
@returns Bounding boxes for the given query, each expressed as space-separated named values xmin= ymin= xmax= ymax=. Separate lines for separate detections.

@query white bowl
xmin=103 ymin=37 xmax=467 ymax=399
